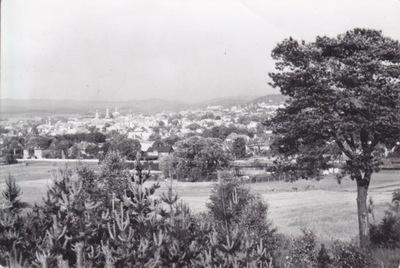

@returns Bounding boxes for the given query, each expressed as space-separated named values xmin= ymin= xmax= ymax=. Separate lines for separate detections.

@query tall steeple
xmin=105 ymin=106 xmax=110 ymax=119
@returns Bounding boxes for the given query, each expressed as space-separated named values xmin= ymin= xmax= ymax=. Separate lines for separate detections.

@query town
xmin=2 ymin=95 xmax=400 ymax=177
xmin=0 ymin=97 xmax=286 ymax=176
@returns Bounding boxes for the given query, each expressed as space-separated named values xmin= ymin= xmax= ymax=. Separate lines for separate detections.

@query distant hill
xmin=195 ymin=95 xmax=259 ymax=108
xmin=192 ymin=94 xmax=286 ymax=108
xmin=248 ymin=94 xmax=288 ymax=104
xmin=0 ymin=94 xmax=285 ymax=119
xmin=0 ymin=98 xmax=191 ymax=118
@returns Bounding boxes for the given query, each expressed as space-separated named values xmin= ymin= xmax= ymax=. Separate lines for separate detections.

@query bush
xmin=0 ymin=153 xmax=277 ymax=267
xmin=207 ymin=178 xmax=276 ymax=246
xmin=2 ymin=174 xmax=27 ymax=213
xmin=281 ymin=229 xmax=378 ymax=268
xmin=4 ymin=154 xmax=17 ymax=165
xmin=284 ymin=229 xmax=319 ymax=268
xmin=0 ymin=175 xmax=31 ymax=267
xmin=331 ymin=241 xmax=378 ymax=268
xmin=372 ymin=247 xmax=400 ymax=268
xmin=370 ymin=188 xmax=400 ymax=249
xmin=203 ymin=178 xmax=276 ymax=267
xmin=0 ymin=152 xmax=389 ymax=267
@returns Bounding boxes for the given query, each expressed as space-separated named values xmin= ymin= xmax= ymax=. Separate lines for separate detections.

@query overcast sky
xmin=2 ymin=0 xmax=400 ymax=102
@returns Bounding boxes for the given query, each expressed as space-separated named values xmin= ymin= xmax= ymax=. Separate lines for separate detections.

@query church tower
xmin=105 ymin=107 xmax=110 ymax=119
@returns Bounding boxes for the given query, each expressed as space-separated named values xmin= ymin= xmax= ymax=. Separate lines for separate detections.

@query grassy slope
xmin=0 ymin=163 xmax=398 ymax=242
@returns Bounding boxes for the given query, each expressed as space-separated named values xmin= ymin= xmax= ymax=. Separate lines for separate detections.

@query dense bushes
xmin=207 ymin=178 xmax=276 ymax=252
xmin=330 ymin=241 xmax=378 ymax=268
xmin=1 ymin=155 xmax=398 ymax=267
xmin=55 ymin=133 xmax=106 ymax=144
xmin=202 ymin=178 xmax=276 ymax=267
xmin=276 ymin=229 xmax=378 ymax=268
xmin=0 ymin=152 xmax=274 ymax=267
xmin=371 ymin=189 xmax=400 ymax=249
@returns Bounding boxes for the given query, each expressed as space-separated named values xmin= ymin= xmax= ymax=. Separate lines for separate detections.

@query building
xmin=145 ymin=146 xmax=174 ymax=160
xmin=23 ymin=148 xmax=43 ymax=159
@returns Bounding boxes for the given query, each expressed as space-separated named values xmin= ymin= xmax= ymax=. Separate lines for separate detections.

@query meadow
xmin=0 ymin=162 xmax=399 ymax=244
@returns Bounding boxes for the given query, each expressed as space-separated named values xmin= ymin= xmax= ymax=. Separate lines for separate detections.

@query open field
xmin=0 ymin=162 xmax=399 ymax=243
xmin=0 ymin=161 xmax=99 ymax=205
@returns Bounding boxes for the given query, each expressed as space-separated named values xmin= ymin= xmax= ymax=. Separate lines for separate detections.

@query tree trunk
xmin=356 ymin=177 xmax=371 ymax=251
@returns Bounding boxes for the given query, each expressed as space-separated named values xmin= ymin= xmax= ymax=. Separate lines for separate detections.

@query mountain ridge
xmin=0 ymin=94 xmax=284 ymax=118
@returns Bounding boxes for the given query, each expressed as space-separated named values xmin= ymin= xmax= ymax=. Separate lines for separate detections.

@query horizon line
xmin=0 ymin=93 xmax=282 ymax=103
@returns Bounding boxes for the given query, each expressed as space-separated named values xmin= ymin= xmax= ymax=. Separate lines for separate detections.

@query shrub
xmin=284 ymin=228 xmax=319 ymax=268
xmin=207 ymin=178 xmax=276 ymax=247
xmin=4 ymin=154 xmax=17 ymax=165
xmin=0 ymin=174 xmax=31 ymax=267
xmin=331 ymin=241 xmax=378 ymax=268
xmin=0 ymin=153 xmax=277 ymax=267
xmin=203 ymin=178 xmax=276 ymax=267
xmin=282 ymin=229 xmax=378 ymax=268
xmin=372 ymin=247 xmax=400 ymax=268
xmin=0 ymin=151 xmax=162 ymax=267
xmin=1 ymin=152 xmax=386 ymax=267
xmin=370 ymin=188 xmax=400 ymax=249
xmin=2 ymin=174 xmax=27 ymax=213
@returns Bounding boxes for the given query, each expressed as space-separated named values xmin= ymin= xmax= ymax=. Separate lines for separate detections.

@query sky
xmin=2 ymin=0 xmax=400 ymax=102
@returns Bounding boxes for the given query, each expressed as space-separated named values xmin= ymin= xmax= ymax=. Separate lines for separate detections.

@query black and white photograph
xmin=1 ymin=0 xmax=400 ymax=267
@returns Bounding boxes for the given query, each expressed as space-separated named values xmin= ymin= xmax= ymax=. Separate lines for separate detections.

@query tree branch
xmin=333 ymin=134 xmax=354 ymax=159
xmin=368 ymin=134 xmax=380 ymax=155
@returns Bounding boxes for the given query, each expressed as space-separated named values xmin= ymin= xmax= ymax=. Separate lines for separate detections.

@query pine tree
xmin=2 ymin=173 xmax=26 ymax=213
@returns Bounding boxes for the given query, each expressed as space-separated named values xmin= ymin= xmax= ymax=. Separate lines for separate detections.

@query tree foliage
xmin=268 ymin=28 xmax=400 ymax=249
xmin=159 ymin=154 xmax=174 ymax=179
xmin=0 ymin=152 xmax=276 ymax=267
xmin=203 ymin=124 xmax=255 ymax=140
xmin=232 ymin=137 xmax=247 ymax=159
xmin=207 ymin=178 xmax=276 ymax=252
xmin=2 ymin=174 xmax=27 ymax=213
xmin=281 ymin=229 xmax=377 ymax=268
xmin=1 ymin=137 xmax=24 ymax=160
xmin=162 ymin=134 xmax=180 ymax=147
xmin=172 ymin=136 xmax=232 ymax=181
xmin=187 ymin=123 xmax=202 ymax=131
xmin=114 ymin=137 xmax=141 ymax=160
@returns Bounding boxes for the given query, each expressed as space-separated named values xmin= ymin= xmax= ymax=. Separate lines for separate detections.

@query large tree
xmin=172 ymin=136 xmax=232 ymax=181
xmin=115 ymin=138 xmax=141 ymax=160
xmin=268 ymin=29 xmax=400 ymax=250
xmin=232 ymin=137 xmax=247 ymax=159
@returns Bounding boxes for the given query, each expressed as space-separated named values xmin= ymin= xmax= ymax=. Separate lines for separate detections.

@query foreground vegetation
xmin=0 ymin=152 xmax=276 ymax=267
xmin=0 ymin=154 xmax=399 ymax=267
xmin=1 ymin=162 xmax=399 ymax=240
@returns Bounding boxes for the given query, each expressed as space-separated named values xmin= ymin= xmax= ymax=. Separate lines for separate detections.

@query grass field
xmin=1 ymin=162 xmax=399 ymax=243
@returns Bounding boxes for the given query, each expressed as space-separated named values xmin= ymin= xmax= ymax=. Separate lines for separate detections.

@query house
xmin=23 ymin=149 xmax=30 ymax=159
xmin=145 ymin=146 xmax=174 ymax=160
xmin=34 ymin=149 xmax=43 ymax=159
xmin=156 ymin=146 xmax=174 ymax=157
xmin=23 ymin=148 xmax=43 ymax=159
